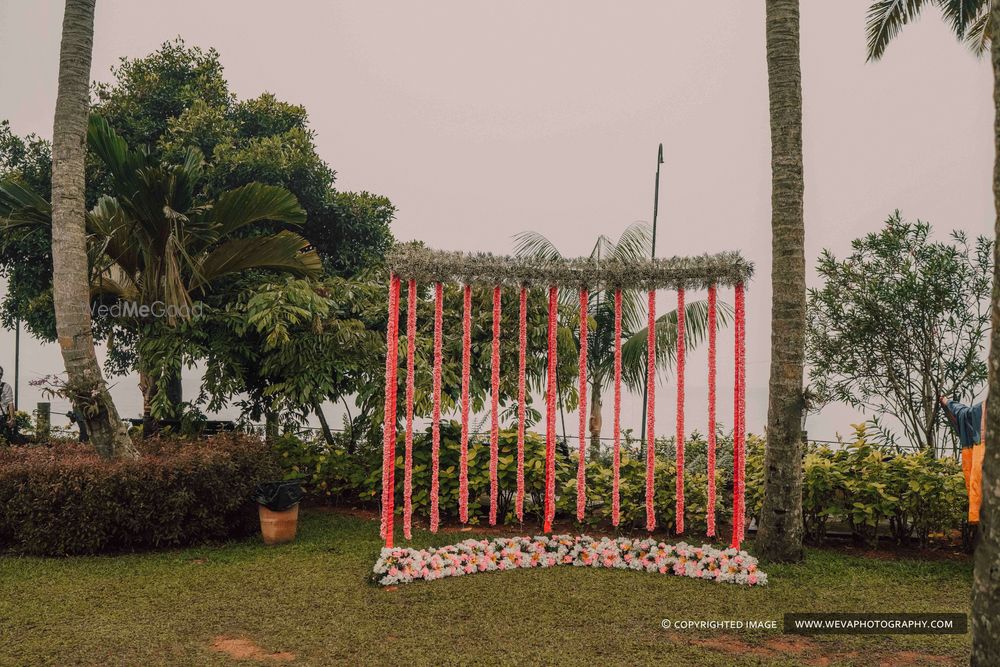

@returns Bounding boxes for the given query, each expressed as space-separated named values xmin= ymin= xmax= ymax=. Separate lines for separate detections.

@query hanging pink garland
xmin=576 ymin=289 xmax=588 ymax=522
xmin=731 ymin=283 xmax=746 ymax=548
xmin=403 ymin=279 xmax=417 ymax=540
xmin=645 ymin=289 xmax=657 ymax=532
xmin=516 ymin=286 xmax=527 ymax=522
xmin=736 ymin=283 xmax=747 ymax=545
xmin=430 ymin=282 xmax=443 ymax=533
xmin=459 ymin=284 xmax=472 ymax=524
xmin=544 ymin=285 xmax=558 ymax=533
xmin=489 ymin=286 xmax=502 ymax=526
xmin=706 ymin=284 xmax=718 ymax=537
xmin=380 ymin=275 xmax=400 ymax=547
xmin=675 ymin=288 xmax=686 ymax=534
xmin=612 ymin=289 xmax=623 ymax=527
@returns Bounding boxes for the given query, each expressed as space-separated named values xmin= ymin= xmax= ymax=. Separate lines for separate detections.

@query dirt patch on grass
xmin=210 ymin=636 xmax=295 ymax=662
xmin=674 ymin=633 xmax=956 ymax=666
xmin=764 ymin=635 xmax=816 ymax=654
xmin=687 ymin=634 xmax=775 ymax=657
xmin=876 ymin=650 xmax=954 ymax=666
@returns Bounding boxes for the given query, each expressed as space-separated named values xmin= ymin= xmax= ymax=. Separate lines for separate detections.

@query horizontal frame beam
xmin=386 ymin=243 xmax=754 ymax=290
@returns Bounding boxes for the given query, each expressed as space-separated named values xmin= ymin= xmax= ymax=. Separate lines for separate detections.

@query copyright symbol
xmin=661 ymin=619 xmax=671 ymax=629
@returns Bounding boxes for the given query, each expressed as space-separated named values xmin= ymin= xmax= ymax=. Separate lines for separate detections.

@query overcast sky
xmin=0 ymin=0 xmax=994 ymax=442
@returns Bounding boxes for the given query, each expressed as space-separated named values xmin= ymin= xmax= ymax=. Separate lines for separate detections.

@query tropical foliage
xmin=0 ymin=115 xmax=321 ymax=425
xmin=745 ymin=426 xmax=966 ymax=549
xmin=866 ymin=0 xmax=992 ymax=61
xmin=187 ymin=274 xmax=586 ymax=443
xmin=512 ymin=223 xmax=731 ymax=447
xmin=274 ymin=422 xmax=968 ymax=549
xmin=0 ymin=38 xmax=394 ymax=341
xmin=806 ymin=214 xmax=992 ymax=453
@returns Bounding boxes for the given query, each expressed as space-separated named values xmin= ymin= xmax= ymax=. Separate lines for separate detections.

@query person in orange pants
xmin=940 ymin=396 xmax=985 ymax=524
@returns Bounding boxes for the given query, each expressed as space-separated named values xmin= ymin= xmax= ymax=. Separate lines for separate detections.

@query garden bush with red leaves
xmin=0 ymin=434 xmax=279 ymax=556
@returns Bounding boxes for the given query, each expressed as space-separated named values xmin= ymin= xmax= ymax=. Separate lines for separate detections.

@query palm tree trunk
xmin=165 ymin=368 xmax=183 ymax=409
xmin=314 ymin=398 xmax=335 ymax=448
xmin=50 ymin=0 xmax=135 ymax=459
xmin=589 ymin=384 xmax=602 ymax=459
xmin=756 ymin=0 xmax=805 ymax=563
xmin=971 ymin=4 xmax=1000 ymax=662
xmin=139 ymin=367 xmax=157 ymax=439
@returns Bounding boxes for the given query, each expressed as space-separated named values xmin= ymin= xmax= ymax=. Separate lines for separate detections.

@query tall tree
xmin=1 ymin=115 xmax=322 ymax=434
xmin=979 ymin=4 xmax=1000 ymax=663
xmin=807 ymin=216 xmax=992 ymax=454
xmin=756 ymin=0 xmax=806 ymax=563
xmin=50 ymin=0 xmax=135 ymax=458
xmin=0 ymin=40 xmax=394 ymax=421
xmin=865 ymin=1 xmax=998 ymax=660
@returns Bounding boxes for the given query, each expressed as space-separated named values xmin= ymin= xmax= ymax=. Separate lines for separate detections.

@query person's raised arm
xmin=941 ymin=396 xmax=960 ymax=432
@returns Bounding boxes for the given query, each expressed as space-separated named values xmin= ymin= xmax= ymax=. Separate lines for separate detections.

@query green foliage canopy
xmin=0 ymin=38 xmax=395 ymax=344
xmin=806 ymin=213 xmax=992 ymax=454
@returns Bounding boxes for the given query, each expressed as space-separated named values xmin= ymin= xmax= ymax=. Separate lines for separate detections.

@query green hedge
xmin=0 ymin=434 xmax=279 ymax=556
xmin=744 ymin=427 xmax=967 ymax=547
xmin=274 ymin=421 xmax=734 ymax=534
xmin=278 ymin=423 xmax=967 ymax=547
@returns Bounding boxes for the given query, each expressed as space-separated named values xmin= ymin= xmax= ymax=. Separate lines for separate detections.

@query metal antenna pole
xmin=640 ymin=143 xmax=664 ymax=444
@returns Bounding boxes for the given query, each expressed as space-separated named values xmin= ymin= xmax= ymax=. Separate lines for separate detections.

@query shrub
xmin=279 ymin=422 xmax=734 ymax=533
xmin=0 ymin=434 xmax=279 ymax=556
xmin=278 ymin=421 xmax=967 ymax=548
xmin=743 ymin=426 xmax=966 ymax=547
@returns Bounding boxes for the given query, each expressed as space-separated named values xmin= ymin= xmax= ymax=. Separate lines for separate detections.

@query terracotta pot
xmin=258 ymin=503 xmax=299 ymax=545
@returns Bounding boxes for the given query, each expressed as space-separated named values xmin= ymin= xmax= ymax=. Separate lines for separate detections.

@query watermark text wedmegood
xmin=92 ymin=300 xmax=204 ymax=320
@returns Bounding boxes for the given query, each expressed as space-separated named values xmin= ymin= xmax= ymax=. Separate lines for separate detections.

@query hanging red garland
xmin=731 ymin=283 xmax=746 ymax=548
xmin=736 ymin=283 xmax=747 ymax=544
xmin=675 ymin=288 xmax=686 ymax=534
xmin=706 ymin=284 xmax=717 ymax=537
xmin=430 ymin=281 xmax=443 ymax=533
xmin=403 ymin=279 xmax=417 ymax=540
xmin=577 ymin=288 xmax=588 ymax=522
xmin=489 ymin=286 xmax=501 ymax=526
xmin=516 ymin=286 xmax=527 ymax=522
xmin=645 ymin=289 xmax=657 ymax=532
xmin=612 ymin=289 xmax=623 ymax=527
xmin=460 ymin=284 xmax=472 ymax=524
xmin=380 ymin=275 xmax=400 ymax=547
xmin=544 ymin=285 xmax=558 ymax=533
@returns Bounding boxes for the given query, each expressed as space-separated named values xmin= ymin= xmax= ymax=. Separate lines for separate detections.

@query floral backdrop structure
xmin=379 ymin=244 xmax=754 ymax=550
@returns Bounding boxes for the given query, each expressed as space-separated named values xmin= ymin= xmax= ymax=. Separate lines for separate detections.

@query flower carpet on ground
xmin=373 ymin=535 xmax=768 ymax=586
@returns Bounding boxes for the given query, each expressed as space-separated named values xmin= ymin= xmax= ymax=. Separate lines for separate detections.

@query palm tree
xmin=866 ymin=0 xmax=991 ymax=60
xmin=513 ymin=223 xmax=729 ymax=457
xmin=1 ymin=115 xmax=322 ymax=434
xmin=756 ymin=0 xmax=807 ymax=564
xmin=866 ymin=2 xmax=998 ymax=661
xmin=49 ymin=0 xmax=136 ymax=458
xmin=980 ymin=12 xmax=1000 ymax=659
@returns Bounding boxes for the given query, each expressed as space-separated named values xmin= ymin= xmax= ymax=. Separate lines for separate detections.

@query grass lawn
xmin=0 ymin=508 xmax=973 ymax=666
